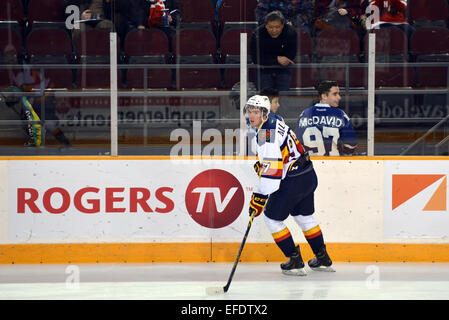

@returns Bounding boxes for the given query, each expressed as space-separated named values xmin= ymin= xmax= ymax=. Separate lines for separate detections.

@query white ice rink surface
xmin=1 ymin=262 xmax=449 ymax=300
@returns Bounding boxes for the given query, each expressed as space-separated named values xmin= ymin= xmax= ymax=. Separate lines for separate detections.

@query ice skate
xmin=308 ymin=245 xmax=335 ymax=272
xmin=281 ymin=246 xmax=307 ymax=276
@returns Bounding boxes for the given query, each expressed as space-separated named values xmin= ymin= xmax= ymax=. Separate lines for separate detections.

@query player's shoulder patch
xmin=257 ymin=128 xmax=275 ymax=145
xmin=257 ymin=115 xmax=280 ymax=145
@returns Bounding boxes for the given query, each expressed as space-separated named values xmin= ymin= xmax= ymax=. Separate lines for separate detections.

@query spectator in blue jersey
xmin=250 ymin=11 xmax=297 ymax=91
xmin=294 ymin=80 xmax=358 ymax=156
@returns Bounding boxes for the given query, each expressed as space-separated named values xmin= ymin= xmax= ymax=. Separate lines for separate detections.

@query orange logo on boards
xmin=392 ymin=174 xmax=447 ymax=211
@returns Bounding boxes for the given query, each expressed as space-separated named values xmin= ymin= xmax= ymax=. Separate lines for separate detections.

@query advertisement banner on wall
xmin=8 ymin=160 xmax=258 ymax=242
xmin=384 ymin=160 xmax=449 ymax=238
xmin=55 ymin=96 xmax=221 ymax=128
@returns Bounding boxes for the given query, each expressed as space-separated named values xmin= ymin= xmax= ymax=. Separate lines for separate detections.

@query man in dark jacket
xmin=63 ymin=0 xmax=142 ymax=41
xmin=314 ymin=0 xmax=362 ymax=21
xmin=250 ymin=11 xmax=297 ymax=92
xmin=314 ymin=0 xmax=362 ymax=33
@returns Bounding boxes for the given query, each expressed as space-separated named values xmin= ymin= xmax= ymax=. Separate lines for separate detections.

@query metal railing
xmin=1 ymin=60 xmax=449 ymax=156
xmin=400 ymin=114 xmax=449 ymax=155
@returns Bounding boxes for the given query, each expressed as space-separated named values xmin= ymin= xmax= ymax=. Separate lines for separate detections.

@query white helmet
xmin=243 ymin=95 xmax=271 ymax=117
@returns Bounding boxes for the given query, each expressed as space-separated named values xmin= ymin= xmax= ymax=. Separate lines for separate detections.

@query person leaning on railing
xmin=250 ymin=10 xmax=298 ymax=92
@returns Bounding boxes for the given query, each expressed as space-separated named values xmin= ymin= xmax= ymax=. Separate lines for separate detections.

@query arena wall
xmin=0 ymin=156 xmax=448 ymax=263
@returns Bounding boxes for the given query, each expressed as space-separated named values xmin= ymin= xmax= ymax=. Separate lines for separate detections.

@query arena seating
xmin=74 ymin=29 xmax=122 ymax=88
xmin=410 ymin=27 xmax=449 ymax=87
xmin=219 ymin=27 xmax=254 ymax=88
xmin=2 ymin=0 xmax=449 ymax=90
xmin=0 ymin=0 xmax=24 ymax=22
xmin=25 ymin=28 xmax=74 ymax=88
xmin=124 ymin=29 xmax=172 ymax=89
xmin=27 ymin=0 xmax=65 ymax=31
xmin=408 ymin=0 xmax=449 ymax=28
xmin=172 ymin=28 xmax=221 ymax=89
xmin=0 ymin=28 xmax=23 ymax=64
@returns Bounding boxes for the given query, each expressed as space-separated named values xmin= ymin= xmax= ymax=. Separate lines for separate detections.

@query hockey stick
xmin=205 ymin=211 xmax=256 ymax=295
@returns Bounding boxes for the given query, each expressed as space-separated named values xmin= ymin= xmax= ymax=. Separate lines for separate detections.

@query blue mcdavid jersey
xmin=294 ymin=104 xmax=358 ymax=156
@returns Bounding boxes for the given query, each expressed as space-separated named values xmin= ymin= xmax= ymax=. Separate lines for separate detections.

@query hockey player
xmin=295 ymin=80 xmax=358 ymax=156
xmin=13 ymin=67 xmax=71 ymax=149
xmin=2 ymin=86 xmax=42 ymax=147
xmin=245 ymin=95 xmax=334 ymax=275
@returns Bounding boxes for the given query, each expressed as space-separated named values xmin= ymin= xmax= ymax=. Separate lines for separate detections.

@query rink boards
xmin=0 ymin=156 xmax=448 ymax=263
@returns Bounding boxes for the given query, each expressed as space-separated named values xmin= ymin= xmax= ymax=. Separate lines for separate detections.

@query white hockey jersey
xmin=250 ymin=113 xmax=307 ymax=196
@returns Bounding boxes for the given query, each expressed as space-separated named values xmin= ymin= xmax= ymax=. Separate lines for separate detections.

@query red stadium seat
xmin=375 ymin=67 xmax=415 ymax=88
xmin=175 ymin=54 xmax=221 ymax=89
xmin=316 ymin=29 xmax=361 ymax=88
xmin=126 ymin=68 xmax=172 ymax=89
xmin=296 ymin=29 xmax=313 ymax=63
xmin=75 ymin=29 xmax=119 ymax=59
xmin=221 ymin=27 xmax=253 ymax=88
xmin=173 ymin=28 xmax=216 ymax=56
xmin=124 ymin=29 xmax=172 ymax=89
xmin=27 ymin=0 xmax=65 ymax=30
xmin=0 ymin=28 xmax=23 ymax=64
xmin=218 ymin=0 xmax=258 ymax=34
xmin=74 ymin=29 xmax=122 ymax=88
xmin=410 ymin=27 xmax=449 ymax=57
xmin=220 ymin=28 xmax=253 ymax=59
xmin=27 ymin=0 xmax=65 ymax=22
xmin=218 ymin=0 xmax=257 ymax=23
xmin=26 ymin=28 xmax=73 ymax=64
xmin=0 ymin=68 xmax=21 ymax=87
xmin=24 ymin=28 xmax=74 ymax=89
xmin=318 ymin=66 xmax=415 ymax=89
xmin=41 ymin=69 xmax=74 ymax=88
xmin=223 ymin=68 xmax=256 ymax=89
xmin=0 ymin=0 xmax=24 ymax=21
xmin=290 ymin=67 xmax=319 ymax=89
xmin=173 ymin=28 xmax=221 ymax=89
xmin=316 ymin=28 xmax=360 ymax=62
xmin=220 ymin=28 xmax=253 ymax=55
xmin=415 ymin=66 xmax=448 ymax=88
xmin=76 ymin=68 xmax=122 ymax=89
xmin=177 ymin=0 xmax=216 ymax=33
xmin=408 ymin=0 xmax=449 ymax=27
xmin=410 ymin=27 xmax=449 ymax=87
xmin=364 ymin=27 xmax=409 ymax=62
xmin=178 ymin=0 xmax=215 ymax=23
xmin=321 ymin=66 xmax=366 ymax=88
xmin=124 ymin=29 xmax=169 ymax=57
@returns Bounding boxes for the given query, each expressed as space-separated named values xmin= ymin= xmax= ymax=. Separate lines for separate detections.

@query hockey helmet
xmin=243 ymin=95 xmax=271 ymax=118
xmin=0 ymin=86 xmax=22 ymax=107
